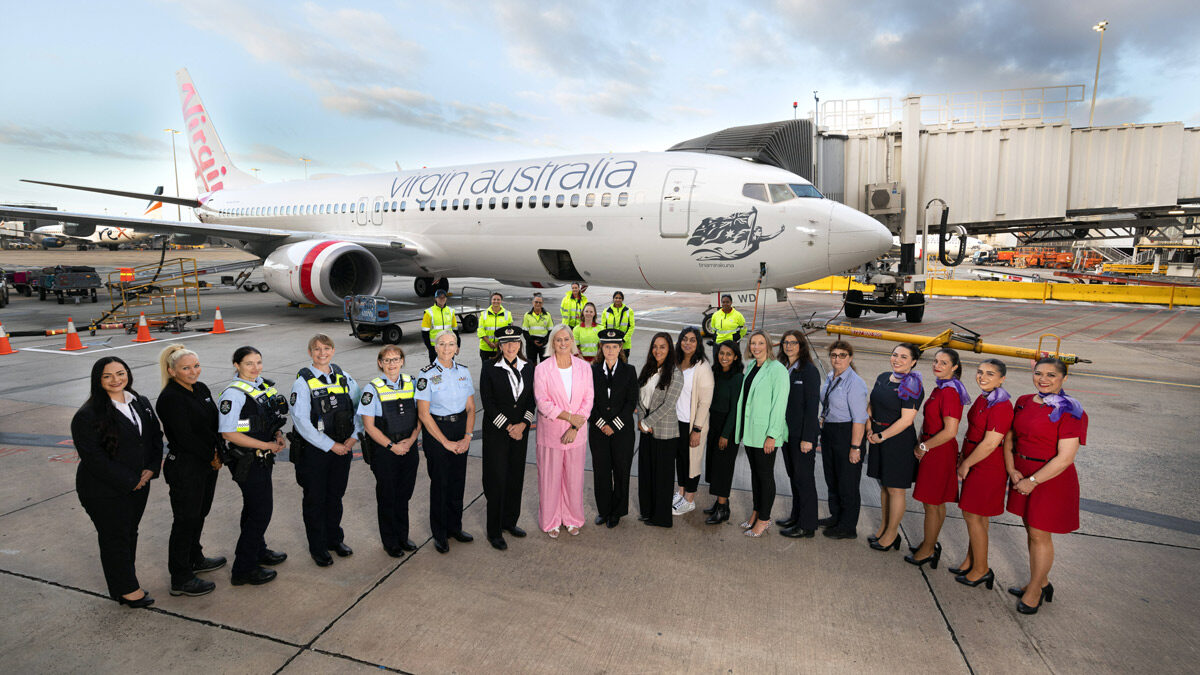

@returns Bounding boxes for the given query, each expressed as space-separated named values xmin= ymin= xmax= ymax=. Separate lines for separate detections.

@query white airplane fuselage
xmin=32 ymin=223 xmax=153 ymax=248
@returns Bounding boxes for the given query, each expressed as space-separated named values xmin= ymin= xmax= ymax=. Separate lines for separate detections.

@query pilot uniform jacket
xmin=589 ymin=360 xmax=638 ymax=433
xmin=479 ymin=358 xmax=536 ymax=433
xmin=680 ymin=361 xmax=715 ymax=478
xmin=73 ymin=394 xmax=163 ymax=499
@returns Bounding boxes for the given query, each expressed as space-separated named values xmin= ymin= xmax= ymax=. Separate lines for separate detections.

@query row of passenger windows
xmin=219 ymin=192 xmax=632 ymax=217
xmin=742 ymin=183 xmax=824 ymax=203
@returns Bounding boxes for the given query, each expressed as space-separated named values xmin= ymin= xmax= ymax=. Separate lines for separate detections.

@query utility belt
xmin=432 ymin=412 xmax=465 ymax=423
xmin=223 ymin=443 xmax=275 ymax=482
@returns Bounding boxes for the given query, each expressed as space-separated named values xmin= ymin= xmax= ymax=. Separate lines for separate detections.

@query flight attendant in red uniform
xmin=1004 ymin=356 xmax=1087 ymax=615
xmin=950 ymin=359 xmax=1013 ymax=590
xmin=906 ymin=348 xmax=967 ymax=570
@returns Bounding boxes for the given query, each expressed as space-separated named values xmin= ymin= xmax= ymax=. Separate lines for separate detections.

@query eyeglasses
xmin=829 ymin=352 xmax=851 ymax=359
xmin=380 ymin=357 xmax=403 ymax=364
xmin=782 ymin=340 xmax=800 ymax=346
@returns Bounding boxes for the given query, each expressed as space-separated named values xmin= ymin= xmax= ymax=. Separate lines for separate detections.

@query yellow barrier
xmin=795 ymin=276 xmax=1200 ymax=308
xmin=1102 ymin=264 xmax=1153 ymax=274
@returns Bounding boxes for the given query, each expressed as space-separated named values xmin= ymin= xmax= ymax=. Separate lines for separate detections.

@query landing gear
xmin=414 ymin=277 xmax=434 ymax=297
xmin=435 ymin=277 xmax=449 ymax=293
xmin=904 ymin=292 xmax=925 ymax=323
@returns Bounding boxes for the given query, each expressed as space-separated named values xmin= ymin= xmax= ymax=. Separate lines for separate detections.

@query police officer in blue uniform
xmin=357 ymin=345 xmax=422 ymax=557
xmin=415 ymin=329 xmax=477 ymax=554
xmin=478 ymin=325 xmax=535 ymax=550
xmin=217 ymin=346 xmax=289 ymax=586
xmin=287 ymin=334 xmax=362 ymax=567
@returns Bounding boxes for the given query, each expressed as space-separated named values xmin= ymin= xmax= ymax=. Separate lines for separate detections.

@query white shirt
xmin=498 ymin=357 xmax=526 ymax=399
xmin=111 ymin=390 xmax=141 ymax=433
xmin=675 ymin=366 xmax=695 ymax=423
xmin=640 ymin=371 xmax=660 ymax=409
xmin=558 ymin=365 xmax=573 ymax=401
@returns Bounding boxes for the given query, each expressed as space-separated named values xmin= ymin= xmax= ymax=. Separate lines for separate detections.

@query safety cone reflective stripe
xmin=132 ymin=312 xmax=156 ymax=343
xmin=61 ymin=317 xmax=87 ymax=351
xmin=211 ymin=306 xmax=227 ymax=334
xmin=0 ymin=321 xmax=16 ymax=355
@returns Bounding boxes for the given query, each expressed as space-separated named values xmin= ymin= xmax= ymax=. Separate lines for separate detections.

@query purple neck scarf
xmin=1041 ymin=391 xmax=1083 ymax=422
xmin=936 ymin=377 xmax=971 ymax=405
xmin=893 ymin=371 xmax=923 ymax=401
xmin=983 ymin=387 xmax=1011 ymax=408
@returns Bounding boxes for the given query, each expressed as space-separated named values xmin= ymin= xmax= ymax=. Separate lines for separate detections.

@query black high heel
xmin=955 ymin=569 xmax=995 ymax=589
xmin=949 ymin=564 xmax=970 ymax=575
xmin=904 ymin=542 xmax=942 ymax=569
xmin=1015 ymin=583 xmax=1054 ymax=614
xmin=1008 ymin=582 xmax=1053 ymax=600
xmin=869 ymin=534 xmax=902 ymax=551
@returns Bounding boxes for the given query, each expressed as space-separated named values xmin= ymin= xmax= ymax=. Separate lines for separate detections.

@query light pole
xmin=1089 ymin=20 xmax=1109 ymax=127
xmin=301 ymin=157 xmax=311 ymax=180
xmin=164 ymin=128 xmax=181 ymax=219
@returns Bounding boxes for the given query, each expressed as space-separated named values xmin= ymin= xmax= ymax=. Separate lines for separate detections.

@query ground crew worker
xmin=560 ymin=283 xmax=588 ymax=328
xmin=415 ymin=330 xmax=477 ymax=554
xmin=217 ymin=346 xmax=289 ymax=587
xmin=521 ymin=293 xmax=554 ymax=363
xmin=421 ymin=289 xmax=458 ymax=363
xmin=573 ymin=302 xmax=602 ymax=362
xmin=710 ymin=294 xmax=747 ymax=363
xmin=357 ymin=345 xmax=421 ymax=558
xmin=476 ymin=291 xmax=513 ymax=362
xmin=287 ymin=334 xmax=362 ymax=568
xmin=601 ymin=291 xmax=635 ymax=357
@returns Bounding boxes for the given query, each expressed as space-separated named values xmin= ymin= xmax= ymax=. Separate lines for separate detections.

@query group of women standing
xmin=71 ymin=323 xmax=1085 ymax=617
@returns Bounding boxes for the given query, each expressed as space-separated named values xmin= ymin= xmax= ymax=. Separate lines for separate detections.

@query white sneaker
xmin=672 ymin=493 xmax=685 ymax=509
xmin=673 ymin=499 xmax=696 ymax=516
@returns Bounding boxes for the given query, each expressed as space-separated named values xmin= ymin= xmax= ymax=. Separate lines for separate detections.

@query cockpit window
xmin=742 ymin=183 xmax=769 ymax=202
xmin=768 ymin=184 xmax=795 ymax=203
xmin=789 ymin=183 xmax=823 ymax=198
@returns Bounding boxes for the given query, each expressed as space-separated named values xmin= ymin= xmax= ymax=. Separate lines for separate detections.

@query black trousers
xmin=480 ymin=348 xmax=498 ymax=363
xmin=424 ymin=415 xmax=468 ymax=543
xmin=746 ymin=445 xmax=778 ymax=520
xmin=704 ymin=411 xmax=736 ymax=498
xmin=675 ymin=421 xmax=700 ymax=492
xmin=821 ymin=422 xmax=861 ymax=534
xmin=482 ymin=425 xmax=528 ymax=539
xmin=525 ymin=337 xmax=546 ymax=363
xmin=637 ymin=433 xmax=675 ymax=527
xmin=371 ymin=443 xmax=420 ymax=549
xmin=590 ymin=425 xmax=634 ymax=519
xmin=232 ymin=460 xmax=273 ymax=576
xmin=165 ymin=462 xmax=218 ymax=585
xmin=295 ymin=445 xmax=352 ymax=555
xmin=79 ymin=486 xmax=150 ymax=599
xmin=782 ymin=439 xmax=818 ymax=530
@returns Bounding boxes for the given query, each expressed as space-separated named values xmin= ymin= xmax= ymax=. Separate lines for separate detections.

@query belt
xmin=433 ymin=413 xmax=464 ymax=423
xmin=1016 ymin=453 xmax=1048 ymax=463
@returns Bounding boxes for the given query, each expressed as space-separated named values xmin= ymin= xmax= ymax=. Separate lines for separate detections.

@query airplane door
xmin=371 ymin=195 xmax=385 ymax=226
xmin=355 ymin=198 xmax=369 ymax=226
xmin=660 ymin=169 xmax=695 ymax=238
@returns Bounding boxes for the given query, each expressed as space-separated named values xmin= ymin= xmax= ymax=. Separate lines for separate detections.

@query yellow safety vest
xmin=560 ymin=294 xmax=588 ymax=328
xmin=369 ymin=376 xmax=415 ymax=401
xmin=476 ymin=307 xmax=513 ymax=351
xmin=304 ymin=372 xmax=348 ymax=395
xmin=574 ymin=324 xmax=600 ymax=358
xmin=422 ymin=304 xmax=457 ymax=335
xmin=522 ymin=310 xmax=553 ymax=337
xmin=601 ymin=304 xmax=635 ymax=348
xmin=712 ymin=308 xmax=746 ymax=343
xmin=227 ymin=380 xmax=280 ymax=433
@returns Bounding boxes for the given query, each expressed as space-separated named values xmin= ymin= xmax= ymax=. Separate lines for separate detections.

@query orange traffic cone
xmin=61 ymin=317 xmax=87 ymax=351
xmin=211 ymin=306 xmax=227 ymax=334
xmin=0 ymin=321 xmax=16 ymax=355
xmin=132 ymin=312 xmax=156 ymax=343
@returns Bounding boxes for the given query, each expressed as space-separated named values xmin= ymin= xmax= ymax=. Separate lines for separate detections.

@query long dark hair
xmin=638 ymin=332 xmax=676 ymax=390
xmin=84 ymin=356 xmax=139 ymax=458
xmin=776 ymin=329 xmax=811 ymax=367
xmin=716 ymin=341 xmax=744 ymax=375
xmin=675 ymin=326 xmax=708 ymax=367
xmin=935 ymin=347 xmax=963 ymax=379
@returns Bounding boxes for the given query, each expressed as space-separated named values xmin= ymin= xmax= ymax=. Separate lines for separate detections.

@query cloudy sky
xmin=2 ymin=0 xmax=1197 ymax=215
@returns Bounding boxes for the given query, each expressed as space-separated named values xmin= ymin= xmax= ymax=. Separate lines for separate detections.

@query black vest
xmin=298 ymin=365 xmax=355 ymax=443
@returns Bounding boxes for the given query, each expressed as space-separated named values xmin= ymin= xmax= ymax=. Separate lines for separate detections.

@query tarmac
xmin=1 ymin=248 xmax=1198 ymax=674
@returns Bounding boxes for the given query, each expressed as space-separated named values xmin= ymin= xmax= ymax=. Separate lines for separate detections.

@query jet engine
xmin=263 ymin=240 xmax=382 ymax=305
xmin=40 ymin=237 xmax=66 ymax=249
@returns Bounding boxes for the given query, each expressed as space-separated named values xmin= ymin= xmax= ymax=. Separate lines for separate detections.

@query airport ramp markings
xmin=17 ymin=322 xmax=269 ymax=355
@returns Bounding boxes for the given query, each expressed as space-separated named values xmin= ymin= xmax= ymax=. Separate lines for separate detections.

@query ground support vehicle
xmin=344 ymin=295 xmax=403 ymax=345
xmin=37 ymin=266 xmax=101 ymax=304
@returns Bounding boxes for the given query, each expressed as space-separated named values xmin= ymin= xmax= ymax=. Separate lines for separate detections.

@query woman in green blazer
xmin=722 ymin=330 xmax=790 ymax=536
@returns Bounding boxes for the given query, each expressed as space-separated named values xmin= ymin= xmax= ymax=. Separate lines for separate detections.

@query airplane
xmin=1 ymin=190 xmax=161 ymax=250
xmin=0 ymin=68 xmax=893 ymax=307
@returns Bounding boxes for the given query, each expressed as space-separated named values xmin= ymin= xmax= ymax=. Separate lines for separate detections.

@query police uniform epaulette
xmin=420 ymin=363 xmax=438 ymax=373
xmin=263 ymin=377 xmax=275 ymax=387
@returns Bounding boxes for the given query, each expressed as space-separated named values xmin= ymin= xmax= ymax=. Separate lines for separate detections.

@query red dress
xmin=958 ymin=394 xmax=1014 ymax=517
xmin=913 ymin=385 xmax=963 ymax=505
xmin=1006 ymin=394 xmax=1088 ymax=533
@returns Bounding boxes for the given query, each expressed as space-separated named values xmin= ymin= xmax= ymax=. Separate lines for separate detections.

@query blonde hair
xmin=744 ymin=330 xmax=774 ymax=361
xmin=548 ymin=323 xmax=580 ymax=356
xmin=159 ymin=344 xmax=198 ymax=388
xmin=307 ymin=333 xmax=335 ymax=352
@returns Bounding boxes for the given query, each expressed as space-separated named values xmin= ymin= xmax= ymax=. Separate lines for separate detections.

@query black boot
xmin=703 ymin=499 xmax=719 ymax=515
xmin=706 ymin=502 xmax=731 ymax=525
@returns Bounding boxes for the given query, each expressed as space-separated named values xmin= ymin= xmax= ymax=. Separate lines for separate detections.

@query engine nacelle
xmin=170 ymin=233 xmax=209 ymax=246
xmin=40 ymin=237 xmax=66 ymax=249
xmin=263 ymin=240 xmax=382 ymax=305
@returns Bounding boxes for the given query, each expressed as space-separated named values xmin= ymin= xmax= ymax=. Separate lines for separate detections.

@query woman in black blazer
xmin=589 ymin=328 xmax=639 ymax=528
xmin=776 ymin=330 xmax=821 ymax=538
xmin=72 ymin=356 xmax=162 ymax=608
xmin=478 ymin=325 xmax=537 ymax=550
xmin=156 ymin=345 xmax=224 ymax=598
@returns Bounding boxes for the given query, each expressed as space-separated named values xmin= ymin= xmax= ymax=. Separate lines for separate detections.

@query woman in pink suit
xmin=534 ymin=324 xmax=595 ymax=537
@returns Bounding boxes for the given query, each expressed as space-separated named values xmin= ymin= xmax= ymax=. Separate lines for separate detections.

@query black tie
xmin=823 ymin=376 xmax=842 ymax=418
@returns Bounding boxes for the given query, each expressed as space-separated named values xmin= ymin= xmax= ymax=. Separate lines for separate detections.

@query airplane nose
xmin=828 ymin=202 xmax=893 ymax=272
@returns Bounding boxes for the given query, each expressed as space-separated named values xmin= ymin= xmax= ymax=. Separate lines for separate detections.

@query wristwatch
xmin=691 ymin=426 xmax=702 ymax=434
xmin=850 ymin=444 xmax=861 ymax=451
xmin=1028 ymin=475 xmax=1038 ymax=484
xmin=919 ymin=443 xmax=928 ymax=452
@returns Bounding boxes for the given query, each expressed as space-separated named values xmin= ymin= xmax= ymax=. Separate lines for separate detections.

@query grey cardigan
xmin=637 ymin=365 xmax=683 ymax=440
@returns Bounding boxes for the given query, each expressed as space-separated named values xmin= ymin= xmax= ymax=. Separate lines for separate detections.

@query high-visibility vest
xmin=476 ymin=307 xmax=513 ymax=351
xmin=225 ymin=379 xmax=287 ymax=440
xmin=712 ymin=308 xmax=746 ymax=343
xmin=368 ymin=375 xmax=416 ymax=439
xmin=573 ymin=324 xmax=600 ymax=358
xmin=522 ymin=310 xmax=553 ymax=338
xmin=601 ymin=304 xmax=635 ymax=348
xmin=422 ymin=304 xmax=457 ymax=335
xmin=560 ymin=294 xmax=588 ymax=328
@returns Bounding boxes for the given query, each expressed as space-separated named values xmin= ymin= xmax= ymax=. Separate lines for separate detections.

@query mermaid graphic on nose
xmin=687 ymin=208 xmax=784 ymax=261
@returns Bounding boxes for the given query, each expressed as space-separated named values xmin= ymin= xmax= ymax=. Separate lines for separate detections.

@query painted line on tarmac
xmin=0 ymin=433 xmax=72 ymax=447
xmin=1178 ymin=319 xmax=1200 ymax=343
xmin=17 ymin=322 xmax=269 ymax=355
xmin=1079 ymin=498 xmax=1200 ymax=536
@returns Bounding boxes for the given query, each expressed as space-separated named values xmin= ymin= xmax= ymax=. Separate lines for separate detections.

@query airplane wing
xmin=0 ymin=206 xmax=419 ymax=260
